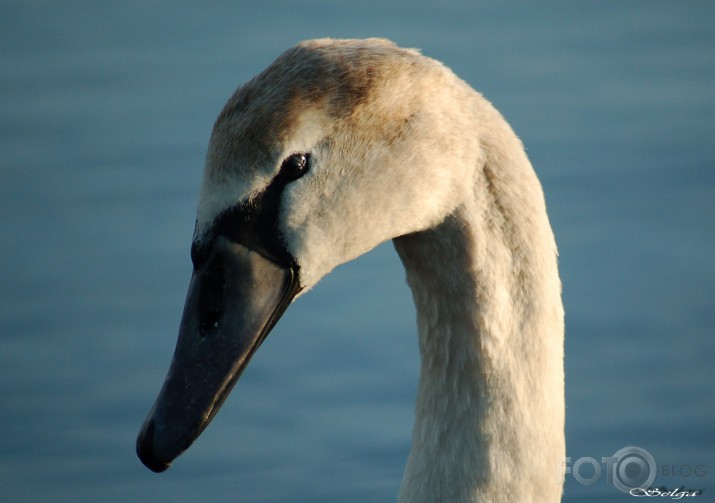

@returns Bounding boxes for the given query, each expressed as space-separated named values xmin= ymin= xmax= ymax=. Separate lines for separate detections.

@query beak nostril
xmin=199 ymin=255 xmax=225 ymax=337
xmin=200 ymin=310 xmax=221 ymax=336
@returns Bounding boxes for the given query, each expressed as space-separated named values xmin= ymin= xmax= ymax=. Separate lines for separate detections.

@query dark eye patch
xmin=191 ymin=154 xmax=312 ymax=272
xmin=191 ymin=153 xmax=313 ymax=271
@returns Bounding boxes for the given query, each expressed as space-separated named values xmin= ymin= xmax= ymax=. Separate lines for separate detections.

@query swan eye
xmin=279 ymin=153 xmax=310 ymax=181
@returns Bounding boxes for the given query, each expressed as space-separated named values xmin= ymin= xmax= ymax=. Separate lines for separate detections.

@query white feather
xmin=199 ymin=38 xmax=564 ymax=502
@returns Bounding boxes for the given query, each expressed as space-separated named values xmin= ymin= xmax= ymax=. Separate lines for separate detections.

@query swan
xmin=137 ymin=38 xmax=565 ymax=502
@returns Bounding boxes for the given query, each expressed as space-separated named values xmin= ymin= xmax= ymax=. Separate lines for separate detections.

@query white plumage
xmin=145 ymin=38 xmax=565 ymax=503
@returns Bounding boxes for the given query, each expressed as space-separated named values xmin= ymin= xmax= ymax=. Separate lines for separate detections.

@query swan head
xmin=137 ymin=38 xmax=478 ymax=472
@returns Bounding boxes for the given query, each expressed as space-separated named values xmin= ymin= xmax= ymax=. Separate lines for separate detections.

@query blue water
xmin=2 ymin=2 xmax=714 ymax=502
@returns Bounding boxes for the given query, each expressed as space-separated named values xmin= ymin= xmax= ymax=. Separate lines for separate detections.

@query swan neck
xmin=393 ymin=139 xmax=564 ymax=502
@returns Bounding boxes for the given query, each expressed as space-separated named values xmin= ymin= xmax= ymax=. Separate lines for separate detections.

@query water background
xmin=2 ymin=2 xmax=714 ymax=502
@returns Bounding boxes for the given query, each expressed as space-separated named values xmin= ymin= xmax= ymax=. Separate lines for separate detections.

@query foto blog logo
xmin=563 ymin=445 xmax=657 ymax=493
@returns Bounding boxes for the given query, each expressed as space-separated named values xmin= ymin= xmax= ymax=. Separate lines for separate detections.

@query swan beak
xmin=136 ymin=236 xmax=300 ymax=472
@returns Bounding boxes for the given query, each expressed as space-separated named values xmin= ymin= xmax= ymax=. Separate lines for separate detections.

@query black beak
xmin=136 ymin=236 xmax=300 ymax=472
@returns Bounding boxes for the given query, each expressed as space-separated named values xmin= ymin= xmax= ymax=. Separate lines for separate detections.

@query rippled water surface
xmin=2 ymin=2 xmax=714 ymax=502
